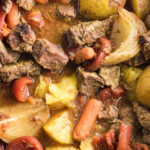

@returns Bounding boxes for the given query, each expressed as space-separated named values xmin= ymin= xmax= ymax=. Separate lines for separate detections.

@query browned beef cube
xmin=1 ymin=0 xmax=12 ymax=14
xmin=140 ymin=31 xmax=150 ymax=61
xmin=119 ymin=103 xmax=137 ymax=126
xmin=76 ymin=67 xmax=104 ymax=97
xmin=99 ymin=65 xmax=120 ymax=89
xmin=0 ymin=60 xmax=40 ymax=82
xmin=16 ymin=0 xmax=35 ymax=10
xmin=143 ymin=129 xmax=150 ymax=145
xmin=32 ymin=39 xmax=69 ymax=71
xmin=98 ymin=105 xmax=118 ymax=121
xmin=133 ymin=101 xmax=150 ymax=131
xmin=57 ymin=4 xmax=76 ymax=20
xmin=67 ymin=16 xmax=114 ymax=46
xmin=0 ymin=40 xmax=19 ymax=66
xmin=7 ymin=22 xmax=35 ymax=53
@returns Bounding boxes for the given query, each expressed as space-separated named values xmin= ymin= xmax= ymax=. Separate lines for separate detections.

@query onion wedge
xmin=103 ymin=8 xmax=146 ymax=66
xmin=0 ymin=89 xmax=49 ymax=143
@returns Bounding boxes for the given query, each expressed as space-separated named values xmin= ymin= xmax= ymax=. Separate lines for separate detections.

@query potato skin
xmin=136 ymin=66 xmax=150 ymax=107
xmin=131 ymin=0 xmax=150 ymax=19
xmin=79 ymin=0 xmax=126 ymax=20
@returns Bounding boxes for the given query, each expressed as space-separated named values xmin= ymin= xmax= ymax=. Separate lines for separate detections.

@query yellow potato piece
xmin=49 ymin=74 xmax=77 ymax=101
xmin=80 ymin=138 xmax=94 ymax=150
xmin=136 ymin=66 xmax=150 ymax=107
xmin=46 ymin=146 xmax=77 ymax=150
xmin=45 ymin=93 xmax=66 ymax=110
xmin=35 ymin=74 xmax=77 ymax=110
xmin=131 ymin=0 xmax=150 ymax=19
xmin=48 ymin=74 xmax=77 ymax=109
xmin=79 ymin=0 xmax=126 ymax=20
xmin=43 ymin=110 xmax=74 ymax=144
xmin=35 ymin=75 xmax=49 ymax=98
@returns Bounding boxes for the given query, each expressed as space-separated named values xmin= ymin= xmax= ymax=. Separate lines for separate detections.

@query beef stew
xmin=0 ymin=0 xmax=150 ymax=150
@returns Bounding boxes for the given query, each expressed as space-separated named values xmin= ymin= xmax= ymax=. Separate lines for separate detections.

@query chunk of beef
xmin=67 ymin=16 xmax=114 ymax=46
xmin=57 ymin=4 xmax=76 ymax=20
xmin=76 ymin=67 xmax=104 ymax=97
xmin=98 ymin=105 xmax=118 ymax=122
xmin=144 ymin=14 xmax=150 ymax=30
xmin=0 ymin=40 xmax=19 ymax=66
xmin=126 ymin=52 xmax=146 ymax=67
xmin=133 ymin=102 xmax=150 ymax=131
xmin=7 ymin=22 xmax=35 ymax=53
xmin=33 ymin=39 xmax=69 ymax=71
xmin=143 ymin=129 xmax=150 ymax=145
xmin=1 ymin=0 xmax=12 ymax=14
xmin=119 ymin=102 xmax=137 ymax=127
xmin=140 ymin=31 xmax=150 ymax=61
xmin=0 ymin=60 xmax=40 ymax=82
xmin=16 ymin=0 xmax=35 ymax=10
xmin=99 ymin=66 xmax=120 ymax=89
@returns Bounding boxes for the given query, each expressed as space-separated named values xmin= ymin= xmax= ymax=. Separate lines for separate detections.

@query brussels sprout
xmin=136 ymin=66 xmax=150 ymax=107
xmin=121 ymin=65 xmax=143 ymax=84
xmin=120 ymin=65 xmax=143 ymax=101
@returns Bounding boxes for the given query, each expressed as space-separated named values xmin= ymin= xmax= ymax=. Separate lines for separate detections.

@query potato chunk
xmin=43 ymin=110 xmax=74 ymax=144
xmin=131 ymin=0 xmax=150 ymax=19
xmin=35 ymin=75 xmax=49 ymax=98
xmin=45 ymin=93 xmax=66 ymax=110
xmin=80 ymin=138 xmax=94 ymax=150
xmin=47 ymin=74 xmax=77 ymax=109
xmin=79 ymin=0 xmax=126 ymax=20
xmin=35 ymin=74 xmax=78 ymax=110
xmin=46 ymin=146 xmax=77 ymax=150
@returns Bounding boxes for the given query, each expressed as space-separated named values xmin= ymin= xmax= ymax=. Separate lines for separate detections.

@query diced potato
xmin=80 ymin=138 xmax=94 ymax=150
xmin=47 ymin=74 xmax=77 ymax=109
xmin=45 ymin=93 xmax=66 ymax=110
xmin=79 ymin=0 xmax=126 ymax=20
xmin=35 ymin=75 xmax=49 ymax=98
xmin=131 ymin=0 xmax=150 ymax=19
xmin=136 ymin=66 xmax=150 ymax=107
xmin=35 ymin=74 xmax=77 ymax=110
xmin=46 ymin=146 xmax=77 ymax=150
xmin=49 ymin=74 xmax=77 ymax=101
xmin=43 ymin=110 xmax=74 ymax=144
